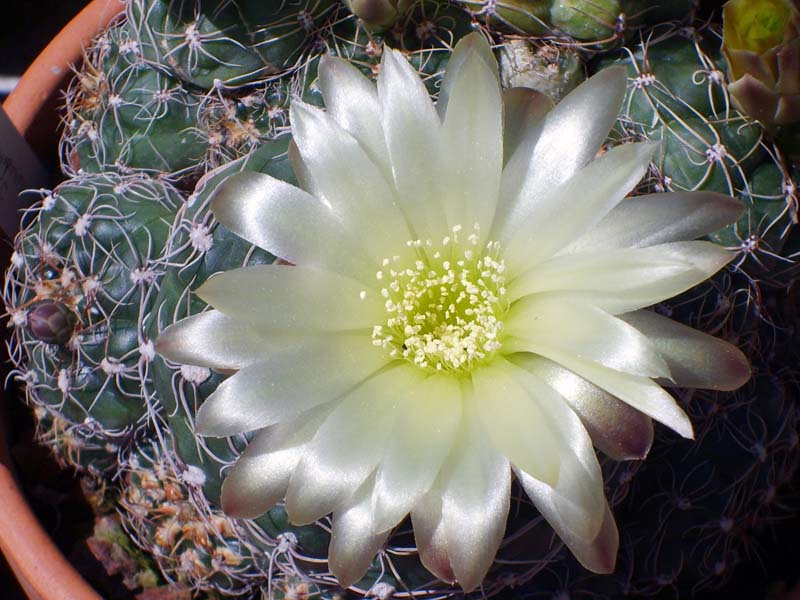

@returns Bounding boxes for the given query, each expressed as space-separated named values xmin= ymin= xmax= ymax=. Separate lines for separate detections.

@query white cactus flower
xmin=156 ymin=33 xmax=750 ymax=591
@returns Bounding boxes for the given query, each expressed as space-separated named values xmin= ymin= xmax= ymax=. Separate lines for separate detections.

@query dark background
xmin=1 ymin=4 xmax=88 ymax=598
xmin=0 ymin=0 xmax=87 ymax=87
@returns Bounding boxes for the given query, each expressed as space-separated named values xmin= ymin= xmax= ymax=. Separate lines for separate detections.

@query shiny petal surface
xmin=502 ymin=87 xmax=553 ymax=163
xmin=285 ymin=364 xmax=424 ymax=524
xmin=505 ymin=297 xmax=671 ymax=378
xmin=290 ymin=99 xmax=411 ymax=261
xmin=288 ymin=140 xmax=322 ymax=199
xmin=378 ymin=47 xmax=448 ymax=240
xmin=437 ymin=32 xmax=499 ymax=119
xmin=530 ymin=352 xmax=694 ymax=439
xmin=494 ymin=67 xmax=627 ymax=241
xmin=440 ymin=398 xmax=511 ymax=592
xmin=500 ymin=361 xmax=606 ymax=540
xmin=508 ymin=241 xmax=735 ymax=314
xmin=411 ymin=483 xmax=456 ymax=584
xmin=210 ymin=171 xmax=375 ymax=281
xmin=441 ymin=41 xmax=503 ymax=234
xmin=195 ymin=334 xmax=388 ymax=436
xmin=329 ymin=477 xmax=392 ymax=588
xmin=318 ymin=54 xmax=390 ymax=176
xmin=156 ymin=310 xmax=270 ymax=370
xmin=220 ymin=406 xmax=330 ymax=518
xmin=502 ymin=141 xmax=657 ymax=273
xmin=565 ymin=191 xmax=745 ymax=253
xmin=516 ymin=468 xmax=619 ymax=574
xmin=372 ymin=375 xmax=462 ymax=533
xmin=513 ymin=354 xmax=653 ymax=460
xmin=152 ymin=29 xmax=755 ymax=590
xmin=472 ymin=362 xmax=560 ymax=485
xmin=196 ymin=265 xmax=385 ymax=332
xmin=620 ymin=310 xmax=751 ymax=391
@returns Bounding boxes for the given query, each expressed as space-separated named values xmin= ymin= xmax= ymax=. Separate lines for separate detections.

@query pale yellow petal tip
xmin=330 ymin=550 xmax=377 ymax=590
xmin=208 ymin=172 xmax=249 ymax=223
xmin=453 ymin=31 xmax=491 ymax=55
xmin=598 ymin=64 xmax=628 ymax=89
xmin=576 ymin=504 xmax=619 ymax=574
xmin=220 ymin=476 xmax=259 ymax=520
xmin=193 ymin=399 xmax=240 ymax=438
xmin=713 ymin=344 xmax=752 ymax=391
xmin=153 ymin=328 xmax=176 ymax=361
xmin=588 ymin=551 xmax=617 ymax=575
xmin=677 ymin=415 xmax=695 ymax=441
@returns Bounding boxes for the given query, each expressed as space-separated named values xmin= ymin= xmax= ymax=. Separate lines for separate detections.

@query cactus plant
xmin=4 ymin=0 xmax=799 ymax=599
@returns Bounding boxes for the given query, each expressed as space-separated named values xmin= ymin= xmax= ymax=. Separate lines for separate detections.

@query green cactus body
xmin=4 ymin=174 xmax=185 ymax=472
xmin=63 ymin=25 xmax=207 ymax=177
xmin=455 ymin=0 xmax=696 ymax=43
xmin=128 ymin=0 xmax=339 ymax=89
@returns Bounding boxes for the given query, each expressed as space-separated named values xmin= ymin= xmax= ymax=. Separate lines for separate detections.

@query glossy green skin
xmin=63 ymin=25 xmax=206 ymax=177
xmin=5 ymin=174 xmax=183 ymax=472
xmin=455 ymin=0 xmax=696 ymax=41
xmin=127 ymin=0 xmax=339 ymax=88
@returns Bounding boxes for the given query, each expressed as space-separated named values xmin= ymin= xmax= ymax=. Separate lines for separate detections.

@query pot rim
xmin=1 ymin=1 xmax=124 ymax=599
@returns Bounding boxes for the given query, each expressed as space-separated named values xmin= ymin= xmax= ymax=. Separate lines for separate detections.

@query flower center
xmin=371 ymin=224 xmax=508 ymax=373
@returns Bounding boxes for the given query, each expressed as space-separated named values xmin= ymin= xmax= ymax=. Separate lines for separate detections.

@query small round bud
xmin=27 ymin=300 xmax=78 ymax=345
xmin=344 ymin=0 xmax=413 ymax=31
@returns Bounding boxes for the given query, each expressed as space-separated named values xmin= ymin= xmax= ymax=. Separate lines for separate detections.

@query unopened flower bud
xmin=27 ymin=300 xmax=77 ymax=345
xmin=344 ymin=0 xmax=414 ymax=31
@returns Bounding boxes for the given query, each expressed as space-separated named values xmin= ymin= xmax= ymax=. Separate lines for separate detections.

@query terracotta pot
xmin=0 ymin=1 xmax=124 ymax=599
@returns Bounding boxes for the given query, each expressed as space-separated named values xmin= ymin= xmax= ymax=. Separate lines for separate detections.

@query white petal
xmin=219 ymin=406 xmax=330 ymax=518
xmin=195 ymin=334 xmax=388 ymax=436
xmin=472 ymin=363 xmax=561 ymax=485
xmin=437 ymin=32 xmax=499 ymax=119
xmin=285 ymin=364 xmax=425 ymax=524
xmin=512 ymin=354 xmax=653 ymax=461
xmin=156 ymin=310 xmax=270 ymax=370
xmin=411 ymin=483 xmax=456 ymax=584
xmin=486 ymin=360 xmax=606 ymax=541
xmin=530 ymin=351 xmax=694 ymax=439
xmin=620 ymin=310 xmax=751 ymax=391
xmin=502 ymin=141 xmax=658 ymax=274
xmin=508 ymin=241 xmax=735 ymax=314
xmin=515 ymin=469 xmax=619 ymax=574
xmin=372 ymin=375 xmax=462 ymax=533
xmin=505 ymin=297 xmax=671 ymax=378
xmin=564 ymin=191 xmax=745 ymax=254
xmin=196 ymin=264 xmax=385 ymax=332
xmin=493 ymin=67 xmax=627 ymax=242
xmin=440 ymin=402 xmax=511 ymax=592
xmin=502 ymin=87 xmax=553 ymax=164
xmin=290 ymin=99 xmax=412 ymax=261
xmin=288 ymin=140 xmax=322 ymax=198
xmin=441 ymin=40 xmax=503 ymax=235
xmin=210 ymin=171 xmax=376 ymax=282
xmin=378 ymin=47 xmax=448 ymax=241
xmin=318 ymin=54 xmax=391 ymax=177
xmin=329 ymin=476 xmax=392 ymax=588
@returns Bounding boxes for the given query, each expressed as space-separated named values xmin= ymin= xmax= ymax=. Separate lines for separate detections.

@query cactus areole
xmin=156 ymin=33 xmax=751 ymax=591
